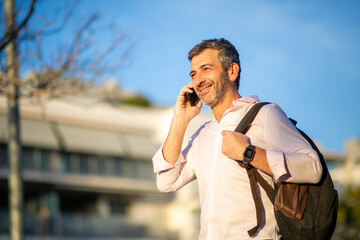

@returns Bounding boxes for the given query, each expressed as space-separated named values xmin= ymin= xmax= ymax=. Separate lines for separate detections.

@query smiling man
xmin=152 ymin=38 xmax=323 ymax=239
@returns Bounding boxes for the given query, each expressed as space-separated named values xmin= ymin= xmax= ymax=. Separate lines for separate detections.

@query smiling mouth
xmin=198 ymin=84 xmax=212 ymax=95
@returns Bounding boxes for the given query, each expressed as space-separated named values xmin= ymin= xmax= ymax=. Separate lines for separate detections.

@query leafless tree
xmin=1 ymin=1 xmax=138 ymax=239
xmin=0 ymin=0 xmax=135 ymax=99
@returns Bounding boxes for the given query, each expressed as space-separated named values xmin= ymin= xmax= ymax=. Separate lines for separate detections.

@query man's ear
xmin=227 ymin=63 xmax=240 ymax=82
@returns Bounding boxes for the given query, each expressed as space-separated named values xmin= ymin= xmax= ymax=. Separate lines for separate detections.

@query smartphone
xmin=185 ymin=88 xmax=200 ymax=106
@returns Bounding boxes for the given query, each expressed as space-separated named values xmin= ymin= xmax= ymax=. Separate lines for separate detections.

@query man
xmin=152 ymin=38 xmax=323 ymax=239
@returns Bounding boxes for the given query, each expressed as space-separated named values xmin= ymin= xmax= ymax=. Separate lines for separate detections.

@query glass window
xmin=41 ymin=149 xmax=51 ymax=171
xmin=115 ymin=158 xmax=122 ymax=177
xmin=109 ymin=201 xmax=128 ymax=215
xmin=88 ymin=156 xmax=99 ymax=175
xmin=105 ymin=157 xmax=116 ymax=176
xmin=134 ymin=160 xmax=154 ymax=180
xmin=59 ymin=152 xmax=71 ymax=173
xmin=98 ymin=157 xmax=106 ymax=176
xmin=70 ymin=154 xmax=80 ymax=174
xmin=49 ymin=151 xmax=60 ymax=172
xmin=120 ymin=159 xmax=134 ymax=178
xmin=33 ymin=149 xmax=41 ymax=170
xmin=2 ymin=144 xmax=156 ymax=183
xmin=22 ymin=148 xmax=34 ymax=170
xmin=79 ymin=154 xmax=88 ymax=174
xmin=0 ymin=144 xmax=8 ymax=168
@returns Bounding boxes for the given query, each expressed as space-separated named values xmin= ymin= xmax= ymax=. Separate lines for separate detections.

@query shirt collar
xmin=229 ymin=95 xmax=260 ymax=112
xmin=233 ymin=95 xmax=260 ymax=106
xmin=212 ymin=95 xmax=260 ymax=123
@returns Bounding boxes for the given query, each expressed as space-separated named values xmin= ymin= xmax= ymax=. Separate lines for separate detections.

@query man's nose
xmin=192 ymin=73 xmax=205 ymax=87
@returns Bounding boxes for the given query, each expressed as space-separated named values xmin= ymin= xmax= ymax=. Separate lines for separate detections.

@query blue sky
xmin=35 ymin=0 xmax=360 ymax=153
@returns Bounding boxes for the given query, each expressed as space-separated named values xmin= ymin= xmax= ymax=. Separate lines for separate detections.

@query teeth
xmin=200 ymin=85 xmax=211 ymax=92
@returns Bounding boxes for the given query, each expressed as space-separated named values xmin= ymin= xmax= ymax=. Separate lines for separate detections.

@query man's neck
xmin=211 ymin=89 xmax=241 ymax=122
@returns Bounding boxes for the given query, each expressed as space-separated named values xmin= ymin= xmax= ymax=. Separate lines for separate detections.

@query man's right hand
xmin=174 ymin=82 xmax=202 ymax=123
xmin=162 ymin=82 xmax=202 ymax=165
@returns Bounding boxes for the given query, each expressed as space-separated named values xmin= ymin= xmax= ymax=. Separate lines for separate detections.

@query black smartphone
xmin=185 ymin=88 xmax=200 ymax=106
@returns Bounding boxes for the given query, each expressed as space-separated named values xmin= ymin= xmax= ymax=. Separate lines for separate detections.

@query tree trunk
xmin=4 ymin=0 xmax=23 ymax=239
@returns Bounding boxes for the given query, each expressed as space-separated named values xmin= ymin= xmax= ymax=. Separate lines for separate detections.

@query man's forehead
xmin=190 ymin=49 xmax=219 ymax=68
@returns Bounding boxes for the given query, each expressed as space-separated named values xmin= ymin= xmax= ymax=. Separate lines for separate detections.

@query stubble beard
xmin=199 ymin=71 xmax=232 ymax=108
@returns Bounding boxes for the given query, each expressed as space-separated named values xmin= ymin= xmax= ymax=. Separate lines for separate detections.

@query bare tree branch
xmin=19 ymin=0 xmax=79 ymax=41
xmin=0 ymin=0 xmax=146 ymax=106
xmin=0 ymin=0 xmax=36 ymax=51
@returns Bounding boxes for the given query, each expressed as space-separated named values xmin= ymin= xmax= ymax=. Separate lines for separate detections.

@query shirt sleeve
xmin=263 ymin=104 xmax=323 ymax=183
xmin=152 ymin=143 xmax=196 ymax=192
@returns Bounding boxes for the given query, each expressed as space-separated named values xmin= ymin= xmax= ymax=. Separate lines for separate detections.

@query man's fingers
xmin=221 ymin=130 xmax=231 ymax=136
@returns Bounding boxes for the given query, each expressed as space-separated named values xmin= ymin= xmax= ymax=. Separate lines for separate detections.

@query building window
xmin=134 ymin=160 xmax=154 ymax=180
xmin=22 ymin=148 xmax=34 ymax=170
xmin=105 ymin=157 xmax=116 ymax=176
xmin=79 ymin=154 xmax=89 ymax=174
xmin=98 ymin=157 xmax=106 ymax=176
xmin=33 ymin=149 xmax=41 ymax=170
xmin=119 ymin=159 xmax=134 ymax=178
xmin=88 ymin=156 xmax=99 ymax=175
xmin=70 ymin=154 xmax=80 ymax=174
xmin=49 ymin=151 xmax=60 ymax=172
xmin=41 ymin=149 xmax=51 ymax=171
xmin=109 ymin=200 xmax=128 ymax=216
xmin=59 ymin=152 xmax=70 ymax=173
xmin=0 ymin=144 xmax=154 ymax=181
xmin=0 ymin=144 xmax=7 ymax=168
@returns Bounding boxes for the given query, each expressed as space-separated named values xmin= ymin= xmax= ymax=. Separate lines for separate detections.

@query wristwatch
xmin=243 ymin=144 xmax=256 ymax=165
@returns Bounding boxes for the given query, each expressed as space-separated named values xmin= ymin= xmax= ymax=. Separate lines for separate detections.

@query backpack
xmin=234 ymin=102 xmax=338 ymax=240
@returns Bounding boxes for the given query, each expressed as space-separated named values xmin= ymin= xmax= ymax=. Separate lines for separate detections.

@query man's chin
xmin=201 ymin=97 xmax=217 ymax=108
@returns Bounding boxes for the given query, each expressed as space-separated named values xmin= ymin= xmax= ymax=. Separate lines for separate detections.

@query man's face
xmin=190 ymin=49 xmax=232 ymax=108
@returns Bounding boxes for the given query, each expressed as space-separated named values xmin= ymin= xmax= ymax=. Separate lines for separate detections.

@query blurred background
xmin=0 ymin=0 xmax=359 ymax=239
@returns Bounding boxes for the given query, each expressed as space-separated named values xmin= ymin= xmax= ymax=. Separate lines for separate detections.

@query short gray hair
xmin=188 ymin=38 xmax=241 ymax=89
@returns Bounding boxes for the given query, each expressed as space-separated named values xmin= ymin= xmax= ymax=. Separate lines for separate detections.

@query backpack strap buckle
xmin=237 ymin=160 xmax=253 ymax=170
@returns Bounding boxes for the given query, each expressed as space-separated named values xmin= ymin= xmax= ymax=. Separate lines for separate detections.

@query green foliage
xmin=121 ymin=94 xmax=152 ymax=107
xmin=106 ymin=93 xmax=152 ymax=107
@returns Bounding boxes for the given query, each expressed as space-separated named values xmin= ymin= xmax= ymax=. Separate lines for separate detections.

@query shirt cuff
xmin=152 ymin=146 xmax=185 ymax=173
xmin=266 ymin=150 xmax=289 ymax=181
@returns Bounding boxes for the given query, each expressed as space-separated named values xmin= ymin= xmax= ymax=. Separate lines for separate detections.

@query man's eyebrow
xmin=189 ymin=64 xmax=214 ymax=76
xmin=200 ymin=63 xmax=214 ymax=69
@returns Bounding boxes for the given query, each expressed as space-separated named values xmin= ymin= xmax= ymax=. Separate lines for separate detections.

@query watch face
xmin=244 ymin=148 xmax=255 ymax=159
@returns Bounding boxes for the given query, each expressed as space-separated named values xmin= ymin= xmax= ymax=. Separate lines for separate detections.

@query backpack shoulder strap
xmin=234 ymin=102 xmax=270 ymax=134
xmin=234 ymin=102 xmax=270 ymax=237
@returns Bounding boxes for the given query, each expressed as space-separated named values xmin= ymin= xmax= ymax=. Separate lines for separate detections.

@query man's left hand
xmin=221 ymin=130 xmax=250 ymax=161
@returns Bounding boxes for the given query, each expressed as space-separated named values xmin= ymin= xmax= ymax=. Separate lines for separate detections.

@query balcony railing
xmin=0 ymin=144 xmax=155 ymax=181
xmin=0 ymin=211 xmax=173 ymax=239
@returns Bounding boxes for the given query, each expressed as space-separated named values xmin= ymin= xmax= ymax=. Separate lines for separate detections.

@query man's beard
xmin=197 ymin=71 xmax=232 ymax=108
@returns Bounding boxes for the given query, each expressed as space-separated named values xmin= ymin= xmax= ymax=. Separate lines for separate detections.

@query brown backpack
xmin=235 ymin=102 xmax=338 ymax=240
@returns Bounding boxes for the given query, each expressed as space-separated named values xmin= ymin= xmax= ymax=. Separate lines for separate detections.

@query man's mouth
xmin=198 ymin=84 xmax=213 ymax=95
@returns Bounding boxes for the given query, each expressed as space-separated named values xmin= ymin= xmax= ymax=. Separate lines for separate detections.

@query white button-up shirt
xmin=153 ymin=96 xmax=322 ymax=240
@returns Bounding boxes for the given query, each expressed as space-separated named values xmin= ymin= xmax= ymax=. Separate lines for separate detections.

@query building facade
xmin=0 ymin=95 xmax=356 ymax=240
xmin=0 ymin=96 xmax=193 ymax=240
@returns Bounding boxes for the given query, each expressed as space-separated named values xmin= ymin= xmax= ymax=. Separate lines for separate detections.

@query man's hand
xmin=221 ymin=130 xmax=249 ymax=161
xmin=162 ymin=82 xmax=202 ymax=166
xmin=174 ymin=82 xmax=202 ymax=123
xmin=221 ymin=130 xmax=274 ymax=176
